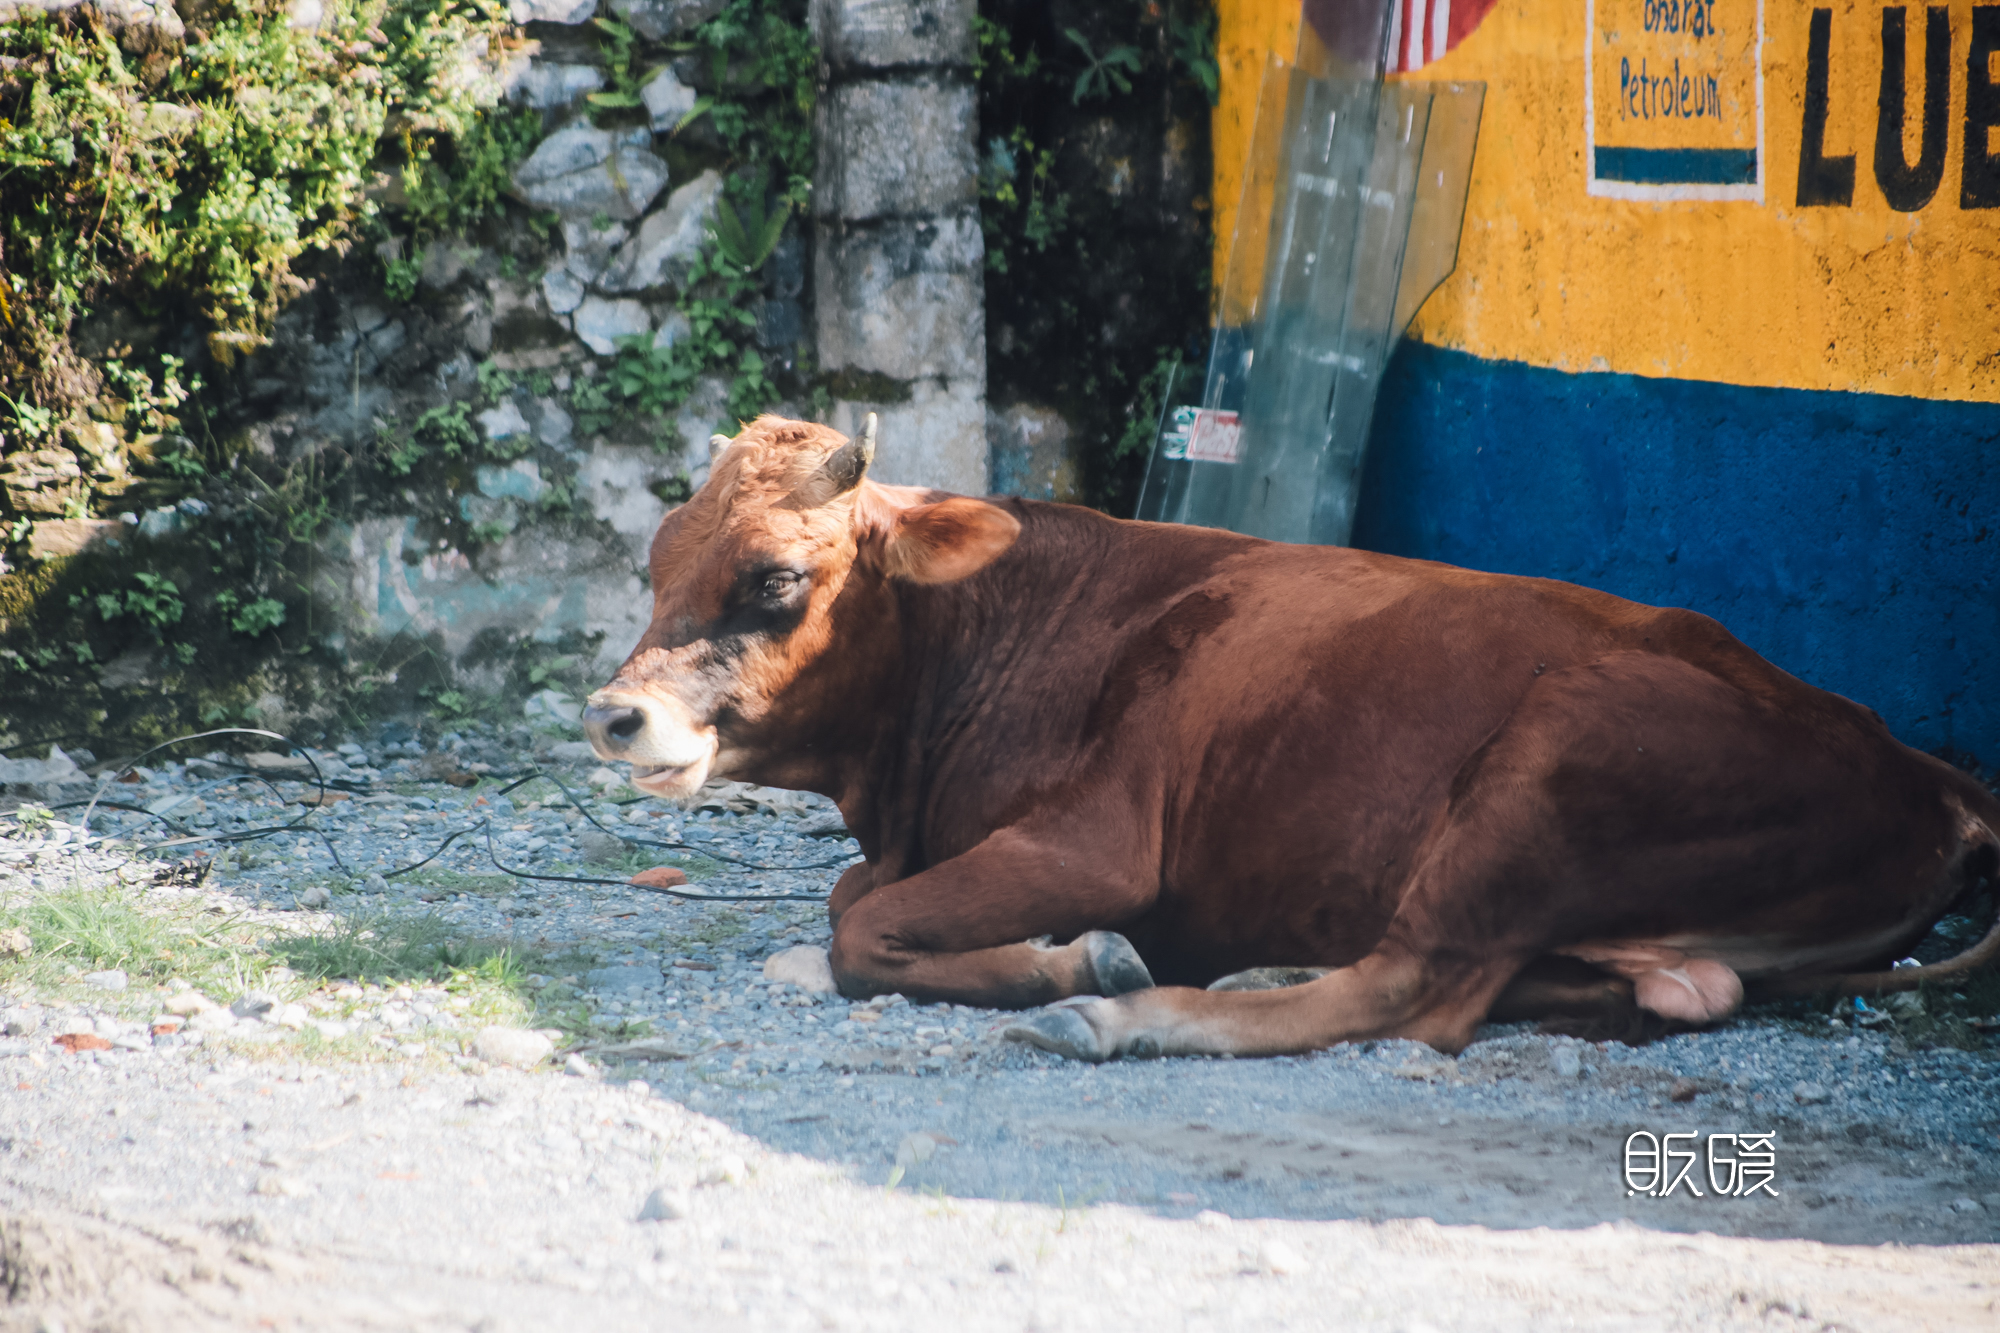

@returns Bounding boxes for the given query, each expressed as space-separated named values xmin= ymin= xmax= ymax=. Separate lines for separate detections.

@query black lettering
xmin=1965 ymin=6 xmax=2000 ymax=207
xmin=1876 ymin=8 xmax=1950 ymax=211
xmin=1798 ymin=9 xmax=1857 ymax=206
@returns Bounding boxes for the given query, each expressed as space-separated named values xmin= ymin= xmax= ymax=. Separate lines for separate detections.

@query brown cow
xmin=583 ymin=415 xmax=2000 ymax=1061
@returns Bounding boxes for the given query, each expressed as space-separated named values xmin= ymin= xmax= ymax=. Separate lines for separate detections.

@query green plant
xmin=88 ymin=571 xmax=185 ymax=638
xmin=712 ymin=194 xmax=790 ymax=273
xmin=214 ymin=590 xmax=287 ymax=637
xmin=1170 ymin=6 xmax=1221 ymax=104
xmin=584 ymin=17 xmax=657 ymax=120
xmin=1063 ymin=28 xmax=1141 ymax=104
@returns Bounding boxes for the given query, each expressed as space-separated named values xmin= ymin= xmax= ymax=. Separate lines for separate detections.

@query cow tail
xmin=1763 ymin=794 xmax=2000 ymax=1000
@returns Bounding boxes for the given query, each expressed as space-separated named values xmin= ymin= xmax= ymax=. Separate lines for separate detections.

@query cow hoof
xmin=1082 ymin=931 xmax=1155 ymax=997
xmin=1002 ymin=1006 xmax=1111 ymax=1062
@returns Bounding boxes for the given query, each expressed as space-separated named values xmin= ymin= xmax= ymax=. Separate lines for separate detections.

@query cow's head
xmin=581 ymin=414 xmax=1021 ymax=797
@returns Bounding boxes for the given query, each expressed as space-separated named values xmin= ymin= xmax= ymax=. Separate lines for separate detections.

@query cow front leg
xmin=827 ymin=827 xmax=1157 ymax=1008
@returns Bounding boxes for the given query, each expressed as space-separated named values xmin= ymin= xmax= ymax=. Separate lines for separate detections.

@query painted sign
xmin=1586 ymin=0 xmax=1766 ymax=199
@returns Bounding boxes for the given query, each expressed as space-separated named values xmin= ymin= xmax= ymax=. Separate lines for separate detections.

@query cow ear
xmin=883 ymin=497 xmax=1022 ymax=584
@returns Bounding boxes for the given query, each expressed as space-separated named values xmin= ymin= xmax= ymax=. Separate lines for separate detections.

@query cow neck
xmin=838 ymin=502 xmax=1138 ymax=883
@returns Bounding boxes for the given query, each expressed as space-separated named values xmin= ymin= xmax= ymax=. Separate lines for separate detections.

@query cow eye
xmin=758 ymin=570 xmax=803 ymax=600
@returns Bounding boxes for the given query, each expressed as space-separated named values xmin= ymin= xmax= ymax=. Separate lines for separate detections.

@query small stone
xmin=513 ymin=124 xmax=668 ymax=222
xmin=587 ymin=766 xmax=624 ymax=790
xmin=272 ymin=1004 xmax=309 ymax=1030
xmin=609 ymin=0 xmax=723 ymax=42
xmin=637 ymin=1185 xmax=690 ymax=1221
xmin=1550 ymin=1046 xmax=1583 ymax=1079
xmin=597 ymin=170 xmax=724 ymax=293
xmin=640 ymin=65 xmax=698 ymax=129
xmin=893 ymin=1133 xmax=940 ymax=1168
xmin=253 ymin=1174 xmax=309 ymax=1198
xmin=230 ymin=992 xmax=277 ymax=1020
xmin=1668 ymin=1078 xmax=1701 ymax=1103
xmin=928 ymin=1044 xmax=953 ymax=1058
xmin=310 ymin=1020 xmax=349 ymax=1041
xmin=630 ymin=867 xmax=690 ymax=889
xmin=187 ymin=1008 xmax=238 ymax=1033
xmin=1950 ymin=1196 xmax=1985 ymax=1214
xmin=0 ymin=928 xmax=30 ymax=957
xmin=579 ymin=830 xmax=630 ymax=864
xmin=474 ymin=1026 xmax=554 ymax=1068
xmin=83 ymin=970 xmax=128 ymax=991
xmin=296 ymin=885 xmax=329 ymax=910
xmin=1194 ymin=1210 xmax=1231 ymax=1229
xmin=1 ymin=1007 xmax=42 ymax=1036
xmin=1792 ymin=1081 xmax=1829 ymax=1105
xmin=1883 ymin=991 xmax=1926 ymax=1019
xmin=1256 ymin=1239 xmax=1306 ymax=1275
xmin=571 ymin=296 xmax=652 ymax=356
xmin=697 ymin=1154 xmax=746 ymax=1186
xmin=362 ymin=873 xmax=389 ymax=895
xmin=510 ymin=0 xmax=596 ymax=21
xmin=762 ymin=945 xmax=837 ymax=994
xmin=163 ymin=992 xmax=215 ymax=1016
xmin=52 ymin=1032 xmax=113 ymax=1053
xmin=565 ymin=1053 xmax=601 ymax=1080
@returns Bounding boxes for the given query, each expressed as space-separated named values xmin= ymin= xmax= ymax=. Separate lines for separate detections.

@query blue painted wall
xmin=1354 ymin=342 xmax=2000 ymax=766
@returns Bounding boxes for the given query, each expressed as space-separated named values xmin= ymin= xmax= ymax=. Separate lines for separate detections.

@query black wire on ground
xmin=33 ymin=727 xmax=846 ymax=905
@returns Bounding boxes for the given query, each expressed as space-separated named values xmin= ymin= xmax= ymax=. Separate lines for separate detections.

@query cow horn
xmin=708 ymin=433 xmax=731 ymax=462
xmin=794 ymin=416 xmax=875 ymax=507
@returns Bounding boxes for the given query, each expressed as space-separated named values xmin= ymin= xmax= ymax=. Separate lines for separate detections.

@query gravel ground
xmin=2 ymin=724 xmax=1998 ymax=1330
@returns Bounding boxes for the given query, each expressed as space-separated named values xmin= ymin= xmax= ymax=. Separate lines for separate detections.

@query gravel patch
xmin=1 ymin=722 xmax=1996 ymax=1328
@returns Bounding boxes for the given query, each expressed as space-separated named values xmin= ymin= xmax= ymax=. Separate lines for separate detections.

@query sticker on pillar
xmin=1585 ymin=0 xmax=1766 ymax=201
xmin=1184 ymin=410 xmax=1242 ymax=464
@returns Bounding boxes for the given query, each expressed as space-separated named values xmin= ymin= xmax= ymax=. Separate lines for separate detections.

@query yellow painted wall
xmin=1213 ymin=0 xmax=2000 ymax=403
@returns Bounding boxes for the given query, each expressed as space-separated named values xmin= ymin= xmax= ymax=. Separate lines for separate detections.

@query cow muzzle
xmin=582 ymin=690 xmax=718 ymax=797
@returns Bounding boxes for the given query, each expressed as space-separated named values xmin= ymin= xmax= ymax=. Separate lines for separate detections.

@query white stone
xmin=609 ymin=0 xmax=722 ymax=41
xmin=641 ymin=66 xmax=700 ymax=129
xmin=0 ymin=746 xmax=82 ymax=787
xmin=572 ymin=297 xmax=652 ymax=355
xmin=541 ymin=267 xmax=586 ymax=316
xmin=893 ymin=1132 xmax=939 ymax=1168
xmin=162 ymin=992 xmax=215 ymax=1016
xmin=1793 ymin=1081 xmax=1830 ymax=1105
xmin=478 ymin=399 xmax=532 ymax=443
xmin=1550 ymin=1046 xmax=1583 ymax=1079
xmin=560 ymin=215 xmax=630 ymax=285
xmin=598 ymin=171 xmax=724 ymax=293
xmin=311 ymin=1019 xmax=349 ymax=1041
xmin=83 ymin=970 xmax=128 ymax=991
xmin=576 ymin=446 xmax=673 ymax=541
xmin=763 ymin=945 xmax=838 ymax=994
xmin=697 ymin=1153 xmax=746 ymax=1185
xmin=1255 ymin=1239 xmax=1306 ymax=1275
xmin=296 ymin=884 xmax=329 ymax=910
xmin=637 ymin=1184 xmax=690 ymax=1220
xmin=509 ymin=0 xmax=594 ymax=22
xmin=508 ymin=61 xmax=605 ymax=110
xmin=187 ymin=1008 xmax=238 ymax=1033
xmin=827 ymin=379 xmax=986 ymax=494
xmin=513 ymin=124 xmax=669 ymax=221
xmin=565 ymin=1052 xmax=601 ymax=1079
xmin=475 ymin=1026 xmax=554 ymax=1067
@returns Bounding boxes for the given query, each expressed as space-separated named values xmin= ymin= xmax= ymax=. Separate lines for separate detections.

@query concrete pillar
xmin=811 ymin=0 xmax=986 ymax=493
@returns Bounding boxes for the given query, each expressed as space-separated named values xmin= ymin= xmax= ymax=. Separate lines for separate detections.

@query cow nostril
xmin=583 ymin=703 xmax=648 ymax=751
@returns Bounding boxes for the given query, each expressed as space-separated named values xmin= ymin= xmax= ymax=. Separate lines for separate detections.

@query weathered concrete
xmin=811 ymin=0 xmax=985 ymax=494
